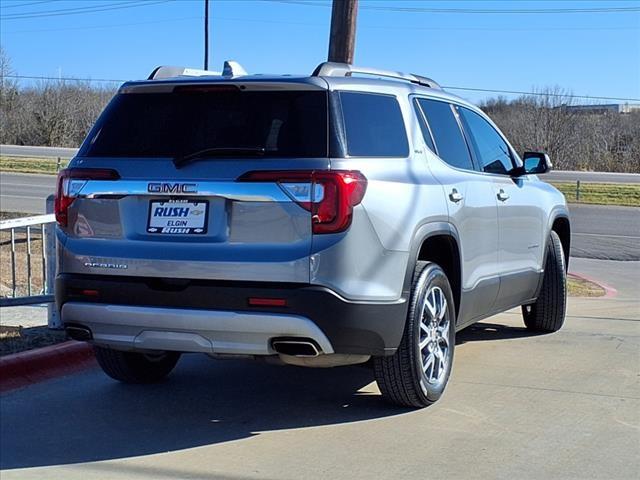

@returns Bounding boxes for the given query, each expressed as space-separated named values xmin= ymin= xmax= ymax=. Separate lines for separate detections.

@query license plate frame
xmin=147 ymin=199 xmax=209 ymax=235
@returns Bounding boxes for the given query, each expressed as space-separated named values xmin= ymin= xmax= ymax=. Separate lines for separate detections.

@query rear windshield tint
xmin=79 ymin=88 xmax=328 ymax=158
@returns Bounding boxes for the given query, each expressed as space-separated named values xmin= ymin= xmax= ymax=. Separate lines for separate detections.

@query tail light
xmin=238 ymin=170 xmax=367 ymax=234
xmin=55 ymin=168 xmax=120 ymax=226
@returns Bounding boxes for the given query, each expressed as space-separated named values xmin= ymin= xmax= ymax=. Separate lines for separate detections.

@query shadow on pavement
xmin=0 ymin=356 xmax=410 ymax=470
xmin=456 ymin=321 xmax=545 ymax=345
xmin=1 ymin=320 xmax=543 ymax=470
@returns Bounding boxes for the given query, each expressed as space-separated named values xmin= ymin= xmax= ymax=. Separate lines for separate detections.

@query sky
xmin=1 ymin=0 xmax=639 ymax=104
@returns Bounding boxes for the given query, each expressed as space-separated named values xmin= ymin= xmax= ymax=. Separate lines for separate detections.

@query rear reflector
xmin=238 ymin=170 xmax=367 ymax=234
xmin=81 ymin=289 xmax=99 ymax=297
xmin=248 ymin=297 xmax=287 ymax=307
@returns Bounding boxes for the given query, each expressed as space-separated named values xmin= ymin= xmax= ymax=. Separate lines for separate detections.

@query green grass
xmin=567 ymin=274 xmax=605 ymax=297
xmin=0 ymin=156 xmax=67 ymax=174
xmin=550 ymin=182 xmax=640 ymax=207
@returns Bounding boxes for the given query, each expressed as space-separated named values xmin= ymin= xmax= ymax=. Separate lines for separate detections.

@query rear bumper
xmin=62 ymin=302 xmax=334 ymax=355
xmin=56 ymin=274 xmax=408 ymax=356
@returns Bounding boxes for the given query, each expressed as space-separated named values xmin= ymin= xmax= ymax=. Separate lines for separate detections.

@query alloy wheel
xmin=418 ymin=286 xmax=450 ymax=384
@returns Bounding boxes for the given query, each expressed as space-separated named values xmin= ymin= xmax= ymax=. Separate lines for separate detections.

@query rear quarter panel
xmin=314 ymin=82 xmax=449 ymax=301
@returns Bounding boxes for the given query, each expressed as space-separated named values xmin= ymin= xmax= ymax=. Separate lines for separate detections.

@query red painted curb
xmin=0 ymin=341 xmax=96 ymax=394
xmin=568 ymin=272 xmax=618 ymax=298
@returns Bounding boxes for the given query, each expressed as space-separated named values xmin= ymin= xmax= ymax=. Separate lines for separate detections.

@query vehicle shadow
xmin=0 ymin=356 xmax=411 ymax=470
xmin=2 ymin=321 xmax=544 ymax=470
xmin=456 ymin=321 xmax=546 ymax=345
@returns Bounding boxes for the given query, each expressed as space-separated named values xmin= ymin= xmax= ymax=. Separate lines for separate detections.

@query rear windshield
xmin=79 ymin=88 xmax=328 ymax=158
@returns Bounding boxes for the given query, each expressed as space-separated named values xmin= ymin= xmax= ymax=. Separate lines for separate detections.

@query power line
xmin=266 ymin=0 xmax=640 ymax=14
xmin=4 ymin=74 xmax=640 ymax=103
xmin=0 ymin=0 xmax=174 ymax=20
xmin=367 ymin=4 xmax=640 ymax=15
xmin=1 ymin=0 xmax=57 ymax=9
xmin=1 ymin=1 xmax=139 ymax=18
xmin=4 ymin=13 xmax=637 ymax=34
xmin=200 ymin=15 xmax=637 ymax=32
xmin=441 ymin=86 xmax=640 ymax=103
xmin=4 ymin=74 xmax=125 ymax=83
xmin=2 ymin=15 xmax=201 ymax=34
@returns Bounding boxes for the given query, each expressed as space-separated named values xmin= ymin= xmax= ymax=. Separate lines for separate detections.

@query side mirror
xmin=522 ymin=151 xmax=552 ymax=174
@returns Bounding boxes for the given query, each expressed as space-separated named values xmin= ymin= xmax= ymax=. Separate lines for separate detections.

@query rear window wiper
xmin=173 ymin=147 xmax=266 ymax=168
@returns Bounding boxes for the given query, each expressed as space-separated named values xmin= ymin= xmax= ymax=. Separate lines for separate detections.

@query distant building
xmin=560 ymin=103 xmax=640 ymax=114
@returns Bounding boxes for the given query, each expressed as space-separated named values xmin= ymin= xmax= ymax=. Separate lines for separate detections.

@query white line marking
xmin=573 ymin=232 xmax=640 ymax=239
xmin=0 ymin=182 xmax=55 ymax=188
xmin=0 ymin=194 xmax=46 ymax=199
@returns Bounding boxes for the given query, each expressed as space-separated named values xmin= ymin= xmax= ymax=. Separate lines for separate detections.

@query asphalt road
xmin=0 ymin=172 xmax=55 ymax=214
xmin=544 ymin=170 xmax=640 ymax=184
xmin=2 ymin=145 xmax=639 ymax=184
xmin=570 ymin=204 xmax=640 ymax=261
xmin=0 ymin=144 xmax=78 ymax=159
xmin=1 ymin=258 xmax=638 ymax=480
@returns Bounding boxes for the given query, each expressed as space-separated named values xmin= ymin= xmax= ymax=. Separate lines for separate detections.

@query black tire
xmin=94 ymin=346 xmax=181 ymax=384
xmin=522 ymin=230 xmax=567 ymax=332
xmin=373 ymin=261 xmax=456 ymax=408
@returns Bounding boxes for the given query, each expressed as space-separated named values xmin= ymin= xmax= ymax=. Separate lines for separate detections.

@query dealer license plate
xmin=147 ymin=200 xmax=208 ymax=234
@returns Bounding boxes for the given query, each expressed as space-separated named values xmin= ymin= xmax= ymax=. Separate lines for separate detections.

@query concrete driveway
xmin=1 ymin=258 xmax=638 ymax=480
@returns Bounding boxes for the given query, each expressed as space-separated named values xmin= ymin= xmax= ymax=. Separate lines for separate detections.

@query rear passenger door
xmin=415 ymin=98 xmax=501 ymax=325
xmin=457 ymin=106 xmax=545 ymax=309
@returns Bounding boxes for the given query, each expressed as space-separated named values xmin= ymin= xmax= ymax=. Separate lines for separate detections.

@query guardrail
xmin=0 ymin=195 xmax=60 ymax=328
xmin=0 ymin=213 xmax=55 ymax=307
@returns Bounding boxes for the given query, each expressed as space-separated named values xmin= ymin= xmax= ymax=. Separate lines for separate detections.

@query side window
xmin=340 ymin=92 xmax=409 ymax=157
xmin=413 ymin=99 xmax=436 ymax=152
xmin=417 ymin=98 xmax=474 ymax=170
xmin=459 ymin=107 xmax=514 ymax=175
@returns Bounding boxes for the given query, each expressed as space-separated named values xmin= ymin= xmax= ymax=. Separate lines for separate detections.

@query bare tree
xmin=1 ymin=59 xmax=637 ymax=173
xmin=0 ymin=46 xmax=20 ymax=144
xmin=482 ymin=91 xmax=639 ymax=173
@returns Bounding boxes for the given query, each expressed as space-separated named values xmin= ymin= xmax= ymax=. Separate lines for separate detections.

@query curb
xmin=568 ymin=272 xmax=618 ymax=298
xmin=0 ymin=341 xmax=96 ymax=394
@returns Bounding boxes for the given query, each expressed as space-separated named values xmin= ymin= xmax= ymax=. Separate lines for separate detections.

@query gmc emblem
xmin=148 ymin=182 xmax=197 ymax=194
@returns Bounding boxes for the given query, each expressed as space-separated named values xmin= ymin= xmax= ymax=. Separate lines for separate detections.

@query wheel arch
xmin=404 ymin=223 xmax=462 ymax=321
xmin=551 ymin=214 xmax=571 ymax=270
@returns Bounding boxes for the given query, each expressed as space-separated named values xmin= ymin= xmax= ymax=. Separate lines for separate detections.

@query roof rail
xmin=312 ymin=62 xmax=441 ymax=89
xmin=148 ymin=60 xmax=247 ymax=80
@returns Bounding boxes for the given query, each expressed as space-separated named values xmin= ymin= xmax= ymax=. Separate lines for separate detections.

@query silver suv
xmin=55 ymin=61 xmax=570 ymax=407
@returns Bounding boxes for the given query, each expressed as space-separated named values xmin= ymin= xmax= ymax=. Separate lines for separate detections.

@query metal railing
xmin=0 ymin=213 xmax=56 ymax=308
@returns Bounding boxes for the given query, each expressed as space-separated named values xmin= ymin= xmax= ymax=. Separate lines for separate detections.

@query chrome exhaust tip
xmin=271 ymin=339 xmax=320 ymax=357
xmin=65 ymin=324 xmax=93 ymax=342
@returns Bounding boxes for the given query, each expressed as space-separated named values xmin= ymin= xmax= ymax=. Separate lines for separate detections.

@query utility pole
xmin=328 ymin=0 xmax=358 ymax=64
xmin=204 ymin=0 xmax=210 ymax=70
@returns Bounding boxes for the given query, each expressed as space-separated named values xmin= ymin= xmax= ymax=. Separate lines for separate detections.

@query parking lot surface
xmin=1 ymin=258 xmax=638 ymax=480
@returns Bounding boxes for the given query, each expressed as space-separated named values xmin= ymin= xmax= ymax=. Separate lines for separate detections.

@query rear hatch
xmin=57 ymin=80 xmax=330 ymax=283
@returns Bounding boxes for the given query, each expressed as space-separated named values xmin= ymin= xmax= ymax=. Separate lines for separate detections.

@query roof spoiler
xmin=148 ymin=60 xmax=247 ymax=80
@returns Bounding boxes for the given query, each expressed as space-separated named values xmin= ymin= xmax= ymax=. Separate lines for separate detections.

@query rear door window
xmin=79 ymin=88 xmax=328 ymax=158
xmin=417 ymin=98 xmax=474 ymax=171
xmin=458 ymin=107 xmax=515 ymax=175
xmin=340 ymin=92 xmax=409 ymax=157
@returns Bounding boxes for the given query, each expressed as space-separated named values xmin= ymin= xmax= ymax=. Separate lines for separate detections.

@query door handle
xmin=497 ymin=189 xmax=510 ymax=202
xmin=449 ymin=189 xmax=463 ymax=203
